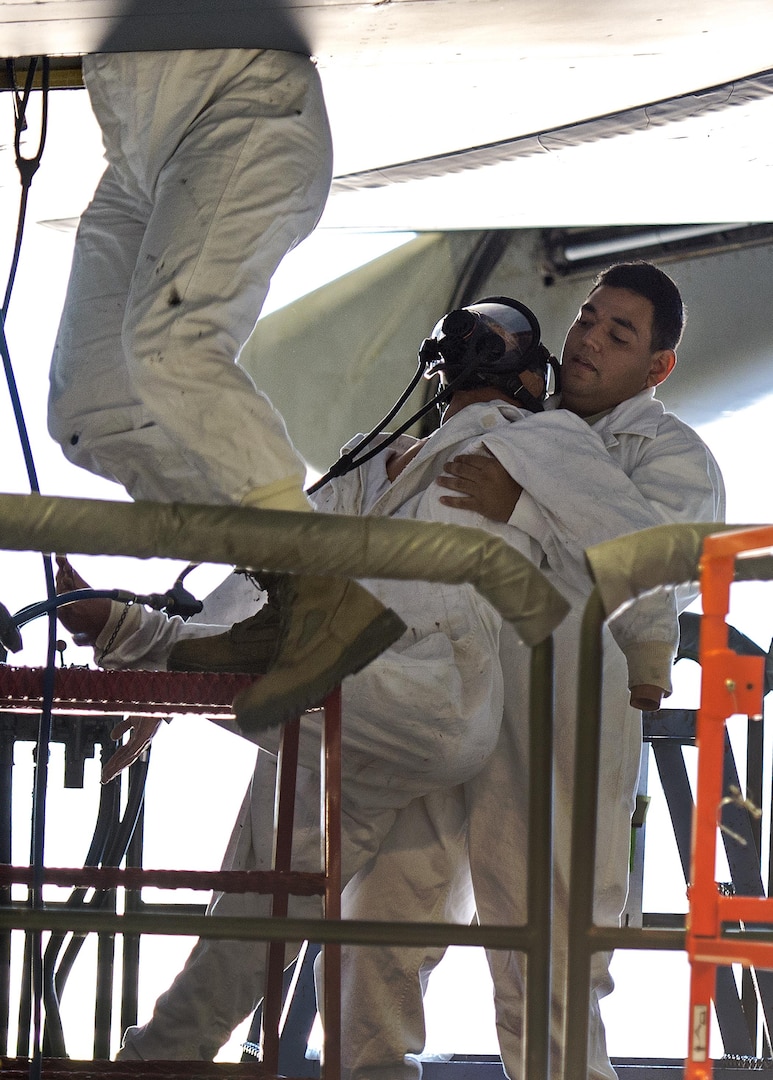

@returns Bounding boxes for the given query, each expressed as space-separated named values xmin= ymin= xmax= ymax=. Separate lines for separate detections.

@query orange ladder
xmin=686 ymin=526 xmax=773 ymax=1079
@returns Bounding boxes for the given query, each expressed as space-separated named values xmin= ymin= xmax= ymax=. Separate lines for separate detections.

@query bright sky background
xmin=2 ymin=88 xmax=773 ymax=1067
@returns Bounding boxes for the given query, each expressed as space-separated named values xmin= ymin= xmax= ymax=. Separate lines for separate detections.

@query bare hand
xmin=436 ymin=451 xmax=523 ymax=523
xmin=629 ymin=684 xmax=664 ymax=712
xmin=55 ymin=556 xmax=112 ymax=646
xmin=101 ymin=716 xmax=162 ymax=784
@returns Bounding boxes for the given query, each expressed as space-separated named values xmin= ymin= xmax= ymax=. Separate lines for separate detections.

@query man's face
xmin=559 ymin=285 xmax=675 ymax=417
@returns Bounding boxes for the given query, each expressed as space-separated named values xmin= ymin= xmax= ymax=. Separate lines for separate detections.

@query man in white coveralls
xmin=56 ymin=265 xmax=723 ymax=1077
xmin=336 ymin=261 xmax=725 ymax=1080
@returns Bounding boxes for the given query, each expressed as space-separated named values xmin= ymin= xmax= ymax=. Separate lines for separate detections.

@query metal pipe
xmin=0 ymin=493 xmax=569 ymax=647
xmin=524 ymin=637 xmax=554 ymax=1080
xmin=0 ymin=908 xmax=539 ymax=950
xmin=562 ymin=589 xmax=605 ymax=1080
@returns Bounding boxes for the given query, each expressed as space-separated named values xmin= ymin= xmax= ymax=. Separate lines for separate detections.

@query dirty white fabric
xmin=48 ymin=49 xmax=332 ymax=507
xmin=107 ymin=393 xmax=701 ymax=1070
xmin=110 ymin=402 xmax=513 ymax=1061
xmin=340 ymin=388 xmax=725 ymax=1080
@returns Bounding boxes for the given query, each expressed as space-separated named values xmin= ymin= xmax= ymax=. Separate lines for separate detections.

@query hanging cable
xmin=1 ymin=56 xmax=58 ymax=1078
xmin=306 ymin=232 xmax=514 ymax=495
xmin=1 ymin=57 xmax=53 ymax=492
xmin=3 ymin=58 xmax=50 ymax=316
xmin=306 ymin=337 xmax=488 ymax=494
xmin=42 ymin=763 xmax=119 ymax=1057
xmin=306 ymin=357 xmax=427 ymax=494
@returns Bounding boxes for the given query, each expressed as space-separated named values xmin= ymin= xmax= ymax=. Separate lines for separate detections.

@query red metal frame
xmin=0 ymin=665 xmax=254 ymax=715
xmin=686 ymin=527 xmax=772 ymax=1079
xmin=0 ymin=664 xmax=343 ymax=1075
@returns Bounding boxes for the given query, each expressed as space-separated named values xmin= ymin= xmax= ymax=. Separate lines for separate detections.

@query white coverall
xmin=100 ymin=396 xmax=685 ymax=1066
xmin=48 ymin=49 xmax=332 ymax=510
xmin=105 ymin=401 xmax=514 ymax=1060
xmin=339 ymin=388 xmax=726 ymax=1080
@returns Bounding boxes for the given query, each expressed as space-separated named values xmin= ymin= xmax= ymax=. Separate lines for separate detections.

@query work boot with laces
xmin=168 ymin=573 xmax=288 ymax=674
xmin=168 ymin=573 xmax=406 ymax=730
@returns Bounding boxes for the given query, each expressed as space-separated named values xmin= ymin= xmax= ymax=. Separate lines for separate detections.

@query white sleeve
xmin=480 ymin=409 xmax=723 ymax=691
xmin=94 ymin=601 xmax=229 ymax=671
xmin=482 ymin=411 xmax=667 ymax=592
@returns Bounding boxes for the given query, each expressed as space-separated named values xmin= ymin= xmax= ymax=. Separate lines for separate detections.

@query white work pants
xmin=467 ymin=618 xmax=639 ymax=1080
xmin=333 ymin=616 xmax=641 ymax=1080
xmin=114 ymin=563 xmax=502 ymax=1066
xmin=48 ymin=49 xmax=332 ymax=505
xmin=334 ymin=791 xmax=474 ymax=1080
xmin=119 ymin=748 xmax=478 ymax=1064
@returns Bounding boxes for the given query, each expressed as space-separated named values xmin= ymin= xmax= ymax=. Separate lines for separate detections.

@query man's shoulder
xmin=604 ymin=390 xmax=701 ymax=443
xmin=603 ymin=393 xmax=722 ymax=488
xmin=436 ymin=400 xmax=528 ymax=441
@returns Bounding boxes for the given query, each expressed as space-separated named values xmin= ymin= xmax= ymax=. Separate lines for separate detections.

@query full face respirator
xmin=308 ymin=296 xmax=558 ymax=493
xmin=420 ymin=296 xmax=558 ymax=415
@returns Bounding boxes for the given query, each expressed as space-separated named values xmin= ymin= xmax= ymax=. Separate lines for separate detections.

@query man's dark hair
xmin=592 ymin=261 xmax=685 ymax=352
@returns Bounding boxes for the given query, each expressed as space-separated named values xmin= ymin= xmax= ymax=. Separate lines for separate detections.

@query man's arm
xmin=449 ymin=408 xmax=723 ymax=574
xmin=434 ymin=408 xmax=724 ymax=709
xmin=57 ymin=556 xmax=232 ymax=671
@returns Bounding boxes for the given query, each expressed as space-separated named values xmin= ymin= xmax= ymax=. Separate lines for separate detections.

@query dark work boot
xmin=168 ymin=574 xmax=288 ymax=674
xmin=169 ymin=573 xmax=406 ymax=731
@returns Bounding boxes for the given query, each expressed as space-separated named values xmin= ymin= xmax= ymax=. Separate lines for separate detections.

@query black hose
xmin=41 ymin=746 xmax=149 ymax=1057
xmin=42 ymin=758 xmax=120 ymax=1056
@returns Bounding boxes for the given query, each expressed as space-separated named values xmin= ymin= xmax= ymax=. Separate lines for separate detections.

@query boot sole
xmin=233 ymin=608 xmax=406 ymax=733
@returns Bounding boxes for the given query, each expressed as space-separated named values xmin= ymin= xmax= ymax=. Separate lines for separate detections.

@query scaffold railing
xmin=562 ymin=521 xmax=773 ymax=1080
xmin=0 ymin=491 xmax=567 ymax=1080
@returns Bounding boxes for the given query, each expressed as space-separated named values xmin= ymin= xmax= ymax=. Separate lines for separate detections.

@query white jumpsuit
xmin=104 ymin=401 xmax=516 ymax=1060
xmin=340 ymin=388 xmax=725 ymax=1080
xmin=48 ymin=49 xmax=332 ymax=509
xmin=101 ymin=396 xmax=689 ymax=1067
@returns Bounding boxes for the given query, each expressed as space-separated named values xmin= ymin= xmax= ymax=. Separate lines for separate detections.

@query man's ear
xmin=646 ymin=349 xmax=676 ymax=388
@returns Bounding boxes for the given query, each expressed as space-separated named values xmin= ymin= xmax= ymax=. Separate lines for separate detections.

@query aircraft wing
xmin=2 ymin=0 xmax=773 ymax=226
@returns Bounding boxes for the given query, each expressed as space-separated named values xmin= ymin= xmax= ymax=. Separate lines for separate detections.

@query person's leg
xmin=464 ymin=651 xmax=531 ymax=1079
xmin=47 ymin=165 xmax=198 ymax=501
xmin=117 ymin=734 xmax=405 ymax=1063
xmin=120 ymin=51 xmax=331 ymax=508
xmin=117 ymin=752 xmax=319 ymax=1060
xmin=471 ymin=619 xmax=637 ymax=1080
xmin=50 ymin=51 xmax=330 ymax=508
xmin=331 ymin=790 xmax=473 ymax=1080
xmin=51 ymin=52 xmax=404 ymax=725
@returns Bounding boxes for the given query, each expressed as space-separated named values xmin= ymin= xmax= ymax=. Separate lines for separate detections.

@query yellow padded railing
xmin=0 ymin=492 xmax=570 ymax=645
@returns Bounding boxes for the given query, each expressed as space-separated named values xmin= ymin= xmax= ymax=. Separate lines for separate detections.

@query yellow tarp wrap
xmin=585 ymin=522 xmax=773 ymax=619
xmin=0 ymin=493 xmax=570 ymax=646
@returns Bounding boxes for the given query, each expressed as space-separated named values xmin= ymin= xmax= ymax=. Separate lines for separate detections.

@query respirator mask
xmin=420 ymin=296 xmax=558 ymax=415
xmin=308 ymin=296 xmax=558 ymax=493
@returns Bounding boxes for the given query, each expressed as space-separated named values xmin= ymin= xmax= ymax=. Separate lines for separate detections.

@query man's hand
xmin=436 ymin=450 xmax=523 ymax=523
xmin=102 ymin=717 xmax=162 ymax=784
xmin=630 ymin=684 xmax=664 ymax=712
xmin=55 ymin=556 xmax=112 ymax=647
